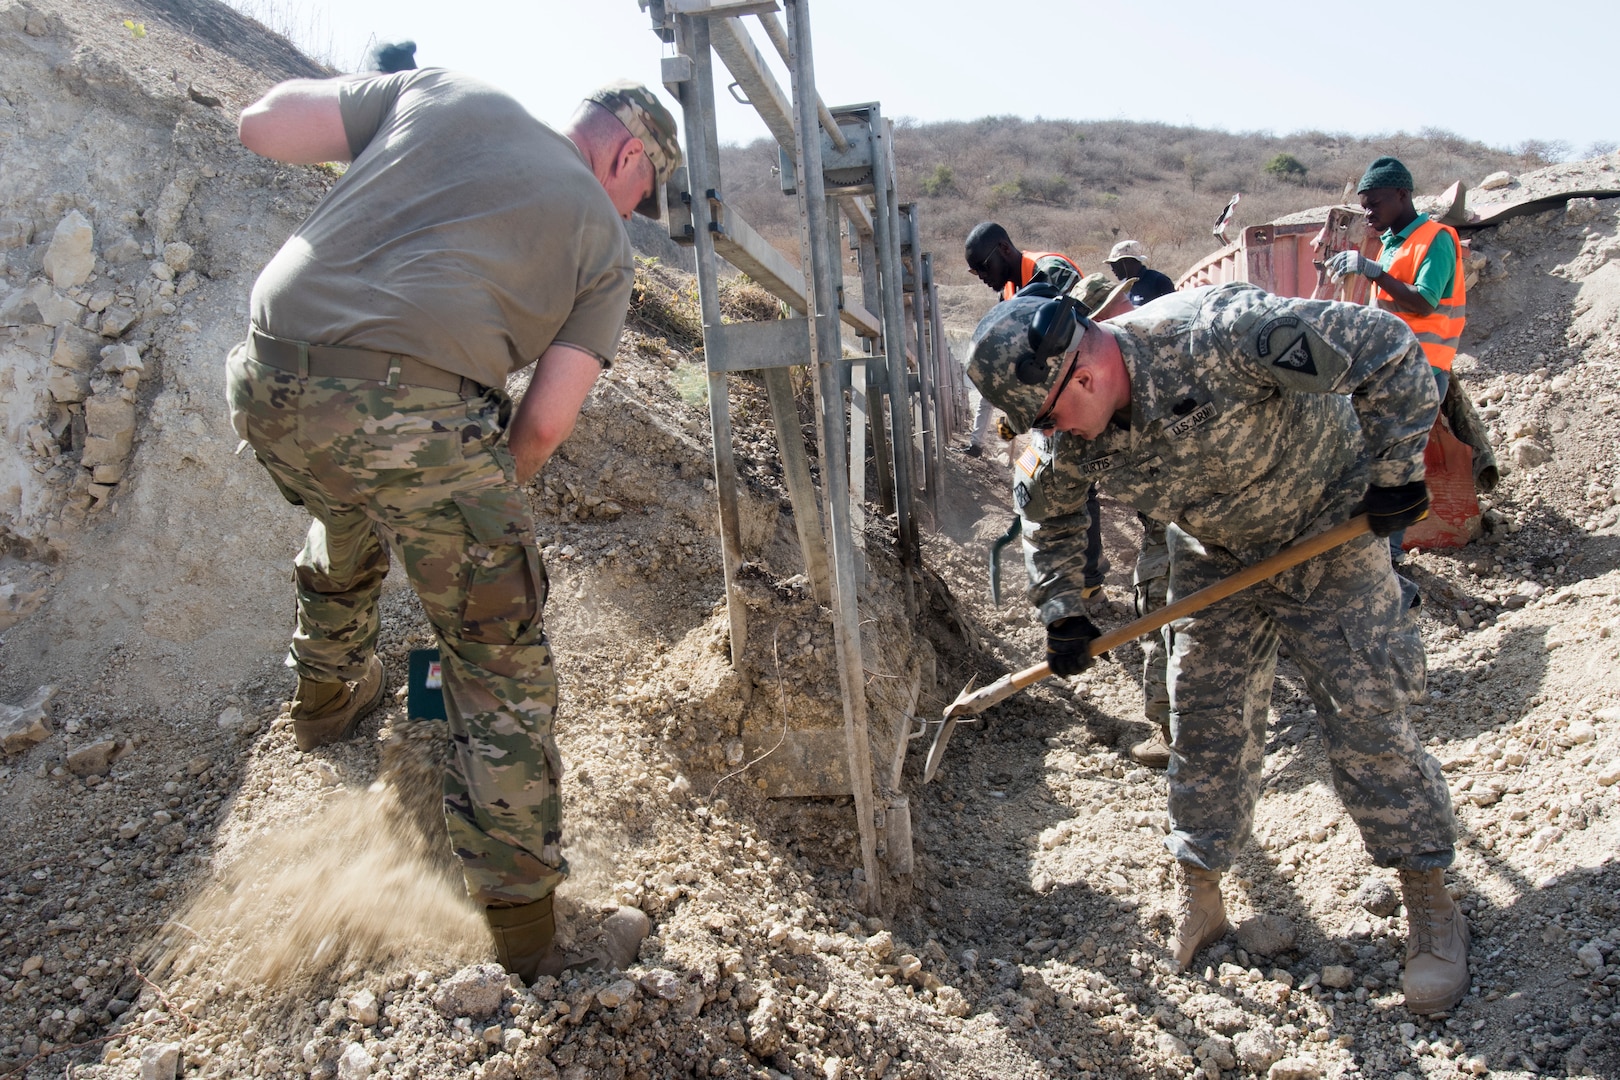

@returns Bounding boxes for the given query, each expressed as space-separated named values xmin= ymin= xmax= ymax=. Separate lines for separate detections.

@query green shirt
xmin=1377 ymin=212 xmax=1457 ymax=307
xmin=252 ymin=69 xmax=634 ymax=388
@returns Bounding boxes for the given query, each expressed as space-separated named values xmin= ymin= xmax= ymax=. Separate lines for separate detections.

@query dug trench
xmin=3 ymin=1 xmax=1620 ymax=1078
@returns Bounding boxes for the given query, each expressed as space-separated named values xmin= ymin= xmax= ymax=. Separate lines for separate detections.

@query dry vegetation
xmin=721 ymin=119 xmax=1569 ymax=289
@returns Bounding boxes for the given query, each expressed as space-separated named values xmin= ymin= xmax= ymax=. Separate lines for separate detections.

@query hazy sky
xmin=251 ymin=0 xmax=1614 ymax=156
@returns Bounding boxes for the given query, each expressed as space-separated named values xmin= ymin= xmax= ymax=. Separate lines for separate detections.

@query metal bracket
xmin=667 ymin=0 xmax=781 ymax=16
xmin=777 ymin=145 xmax=797 ymax=195
xmin=703 ymin=318 xmax=811 ymax=373
xmin=642 ymin=0 xmax=676 ymax=43
xmin=666 ymin=167 xmax=695 ymax=246
xmin=879 ymin=796 xmax=913 ymax=875
xmin=821 ymin=119 xmax=875 ymax=195
xmin=661 ymin=54 xmax=694 ymax=92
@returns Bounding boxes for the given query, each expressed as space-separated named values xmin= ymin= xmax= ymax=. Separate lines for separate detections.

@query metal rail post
xmin=783 ymin=0 xmax=881 ymax=913
xmin=854 ymin=231 xmax=896 ymax=518
xmin=866 ymin=111 xmax=920 ymax=611
xmin=670 ymin=11 xmax=748 ymax=666
xmin=921 ymin=252 xmax=951 ymax=478
xmin=902 ymin=205 xmax=937 ymax=521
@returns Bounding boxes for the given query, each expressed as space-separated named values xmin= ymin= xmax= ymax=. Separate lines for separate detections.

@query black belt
xmin=247 ymin=328 xmax=485 ymax=397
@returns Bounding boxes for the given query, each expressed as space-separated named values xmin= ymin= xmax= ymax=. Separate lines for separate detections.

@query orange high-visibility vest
xmin=1375 ymin=218 xmax=1467 ymax=371
xmin=1001 ymin=250 xmax=1081 ymax=300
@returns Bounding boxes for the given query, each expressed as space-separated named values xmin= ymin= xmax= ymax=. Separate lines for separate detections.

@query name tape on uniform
xmin=1166 ymin=401 xmax=1217 ymax=440
xmin=1078 ymin=453 xmax=1120 ymax=477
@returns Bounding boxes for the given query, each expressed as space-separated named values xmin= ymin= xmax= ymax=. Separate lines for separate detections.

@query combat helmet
xmin=966 ymin=295 xmax=1086 ymax=433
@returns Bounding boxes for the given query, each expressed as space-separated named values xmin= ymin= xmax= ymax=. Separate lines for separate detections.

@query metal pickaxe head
xmin=988 ymin=515 xmax=1022 ymax=606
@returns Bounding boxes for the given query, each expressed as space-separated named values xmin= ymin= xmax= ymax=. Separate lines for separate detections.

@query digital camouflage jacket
xmin=1015 ymin=283 xmax=1438 ymax=622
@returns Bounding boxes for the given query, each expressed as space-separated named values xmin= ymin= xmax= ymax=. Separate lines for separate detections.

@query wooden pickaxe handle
xmin=924 ymin=514 xmax=1373 ymax=783
xmin=938 ymin=513 xmax=1374 ymax=726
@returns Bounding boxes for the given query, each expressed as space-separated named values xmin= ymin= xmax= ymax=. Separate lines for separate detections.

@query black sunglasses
xmin=1028 ymin=348 xmax=1081 ymax=431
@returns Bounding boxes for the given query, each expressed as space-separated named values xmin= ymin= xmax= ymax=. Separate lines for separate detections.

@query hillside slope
xmin=721 ymin=118 xmax=1533 ymax=333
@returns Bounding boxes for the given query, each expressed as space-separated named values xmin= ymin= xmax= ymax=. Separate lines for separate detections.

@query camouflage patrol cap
xmin=1074 ymin=273 xmax=1134 ymax=318
xmin=966 ymin=296 xmax=1080 ymax=434
xmin=588 ymin=80 xmax=683 ymax=219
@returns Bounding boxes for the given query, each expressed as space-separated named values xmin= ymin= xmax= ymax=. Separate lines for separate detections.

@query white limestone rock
xmin=43 ymin=211 xmax=95 ymax=288
xmin=0 ymin=685 xmax=55 ymax=754
xmin=432 ymin=964 xmax=507 ymax=1019
xmin=138 ymin=1041 xmax=181 ymax=1080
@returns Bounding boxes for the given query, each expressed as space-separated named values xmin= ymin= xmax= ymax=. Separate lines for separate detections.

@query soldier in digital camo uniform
xmin=965 ymin=282 xmax=1469 ymax=1014
xmin=229 ymin=69 xmax=679 ymax=981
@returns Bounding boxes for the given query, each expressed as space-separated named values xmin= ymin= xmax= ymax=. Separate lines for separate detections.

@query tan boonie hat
xmin=588 ymin=79 xmax=683 ymax=220
xmin=1106 ymin=239 xmax=1148 ymax=264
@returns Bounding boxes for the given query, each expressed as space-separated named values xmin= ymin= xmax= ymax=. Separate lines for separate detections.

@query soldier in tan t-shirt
xmin=227 ymin=69 xmax=680 ymax=982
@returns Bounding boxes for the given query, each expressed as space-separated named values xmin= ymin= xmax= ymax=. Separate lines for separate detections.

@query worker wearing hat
xmin=965 ymin=282 xmax=1467 ymax=1014
xmin=1328 ymin=156 xmax=1463 ymax=559
xmin=1105 ymin=239 xmax=1177 ymax=308
xmin=232 ymin=68 xmax=681 ymax=981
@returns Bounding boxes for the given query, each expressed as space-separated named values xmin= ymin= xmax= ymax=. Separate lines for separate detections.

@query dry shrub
xmin=628 ymin=261 xmax=703 ymax=349
xmin=718 ymin=275 xmax=783 ymax=323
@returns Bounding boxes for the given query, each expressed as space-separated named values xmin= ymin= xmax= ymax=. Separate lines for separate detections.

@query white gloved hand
xmin=1327 ymin=249 xmax=1380 ymax=282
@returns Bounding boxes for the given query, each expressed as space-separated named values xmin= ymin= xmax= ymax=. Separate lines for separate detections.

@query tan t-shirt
xmin=250 ymin=69 xmax=633 ymax=388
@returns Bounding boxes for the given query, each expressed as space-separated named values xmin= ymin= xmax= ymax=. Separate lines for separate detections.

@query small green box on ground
xmin=407 ymin=648 xmax=447 ymax=722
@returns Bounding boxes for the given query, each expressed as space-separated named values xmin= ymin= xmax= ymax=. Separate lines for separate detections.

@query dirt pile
xmin=1 ymin=1 xmax=1619 ymax=1078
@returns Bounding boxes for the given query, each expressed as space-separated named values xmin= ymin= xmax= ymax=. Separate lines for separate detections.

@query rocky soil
xmin=2 ymin=2 xmax=1620 ymax=1079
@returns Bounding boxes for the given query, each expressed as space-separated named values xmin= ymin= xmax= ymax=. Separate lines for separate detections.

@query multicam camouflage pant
xmin=1163 ymin=524 xmax=1454 ymax=872
xmin=226 ymin=344 xmax=567 ymax=907
xmin=1132 ymin=515 xmax=1170 ymax=736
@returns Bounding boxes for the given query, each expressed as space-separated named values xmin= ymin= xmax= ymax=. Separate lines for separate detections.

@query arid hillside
xmin=721 ymin=118 xmax=1541 ymax=332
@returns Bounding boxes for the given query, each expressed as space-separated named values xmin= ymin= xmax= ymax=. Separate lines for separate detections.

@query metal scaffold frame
xmin=640 ymin=0 xmax=957 ymax=910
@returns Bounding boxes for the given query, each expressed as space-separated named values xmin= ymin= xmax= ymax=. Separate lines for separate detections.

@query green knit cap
xmin=1357 ymin=156 xmax=1414 ymax=193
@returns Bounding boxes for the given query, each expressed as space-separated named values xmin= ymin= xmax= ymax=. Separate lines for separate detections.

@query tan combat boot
xmin=290 ymin=656 xmax=385 ymax=751
xmin=487 ymin=898 xmax=650 ymax=983
xmin=487 ymin=894 xmax=559 ymax=983
xmin=1129 ymin=726 xmax=1172 ymax=770
xmin=1171 ymin=862 xmax=1230 ymax=972
xmin=1399 ymin=868 xmax=1470 ymax=1014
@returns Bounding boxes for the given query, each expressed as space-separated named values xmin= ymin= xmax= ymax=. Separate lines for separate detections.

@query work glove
xmin=1326 ymin=250 xmax=1381 ymax=282
xmin=996 ymin=415 xmax=1018 ymax=441
xmin=1045 ymin=615 xmax=1102 ymax=677
xmin=1364 ymin=480 xmax=1430 ymax=537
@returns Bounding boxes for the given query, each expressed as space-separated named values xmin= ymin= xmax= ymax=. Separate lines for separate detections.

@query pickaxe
xmin=924 ymin=514 xmax=1374 ymax=783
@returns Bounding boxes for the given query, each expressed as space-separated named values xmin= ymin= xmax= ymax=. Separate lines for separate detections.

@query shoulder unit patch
xmin=1254 ymin=314 xmax=1300 ymax=357
xmin=1272 ymin=333 xmax=1318 ymax=376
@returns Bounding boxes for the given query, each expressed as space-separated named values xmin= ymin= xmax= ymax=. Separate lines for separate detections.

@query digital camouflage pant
xmin=227 ymin=345 xmax=566 ymax=907
xmin=1132 ymin=515 xmax=1170 ymax=737
xmin=1163 ymin=523 xmax=1454 ymax=872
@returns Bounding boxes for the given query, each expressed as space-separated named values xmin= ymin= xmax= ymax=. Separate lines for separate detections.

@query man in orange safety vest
xmin=1328 ymin=156 xmax=1463 ymax=560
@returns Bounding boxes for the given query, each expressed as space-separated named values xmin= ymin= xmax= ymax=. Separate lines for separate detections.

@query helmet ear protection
xmin=1012 ymin=282 xmax=1085 ymax=385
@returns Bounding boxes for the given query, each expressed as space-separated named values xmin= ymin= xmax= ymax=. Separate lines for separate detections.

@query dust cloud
xmin=150 ymin=731 xmax=486 ymax=987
